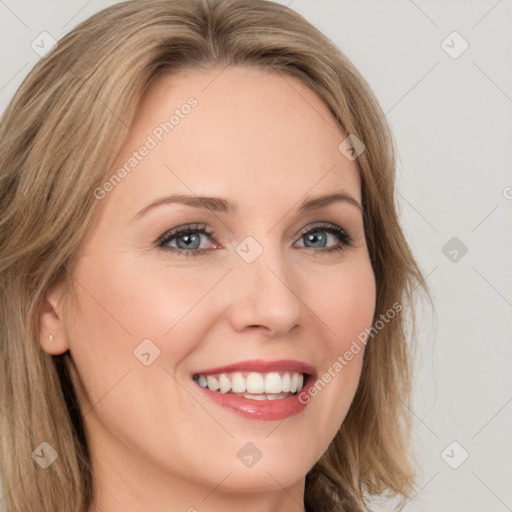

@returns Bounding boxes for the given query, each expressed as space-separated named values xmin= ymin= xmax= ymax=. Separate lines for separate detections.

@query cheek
xmin=64 ymin=256 xmax=229 ymax=402
xmin=68 ymin=253 xmax=218 ymax=343
xmin=314 ymin=255 xmax=376 ymax=353
xmin=299 ymin=257 xmax=376 ymax=436
xmin=91 ymin=257 xmax=226 ymax=339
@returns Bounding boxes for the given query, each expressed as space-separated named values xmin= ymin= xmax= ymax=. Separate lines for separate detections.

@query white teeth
xmin=246 ymin=372 xmax=265 ymax=394
xmin=281 ymin=373 xmax=291 ymax=392
xmin=264 ymin=372 xmax=282 ymax=393
xmin=243 ymin=393 xmax=266 ymax=401
xmin=197 ymin=374 xmax=208 ymax=388
xmin=194 ymin=370 xmax=307 ymax=395
xmin=231 ymin=372 xmax=246 ymax=393
xmin=290 ymin=373 xmax=299 ymax=393
xmin=243 ymin=392 xmax=290 ymax=401
xmin=218 ymin=374 xmax=231 ymax=394
xmin=206 ymin=375 xmax=220 ymax=391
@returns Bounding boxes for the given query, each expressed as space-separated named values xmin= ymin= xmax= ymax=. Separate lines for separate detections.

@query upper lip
xmin=192 ymin=359 xmax=316 ymax=378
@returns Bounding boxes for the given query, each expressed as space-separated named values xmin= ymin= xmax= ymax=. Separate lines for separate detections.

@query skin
xmin=39 ymin=66 xmax=376 ymax=512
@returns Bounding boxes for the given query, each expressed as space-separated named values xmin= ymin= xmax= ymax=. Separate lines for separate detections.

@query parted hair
xmin=0 ymin=1 xmax=430 ymax=510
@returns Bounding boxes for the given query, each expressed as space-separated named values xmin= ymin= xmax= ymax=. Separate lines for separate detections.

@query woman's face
xmin=47 ymin=66 xmax=376 ymax=507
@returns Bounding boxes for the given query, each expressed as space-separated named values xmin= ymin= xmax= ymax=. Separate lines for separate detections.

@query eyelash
xmin=156 ymin=222 xmax=353 ymax=258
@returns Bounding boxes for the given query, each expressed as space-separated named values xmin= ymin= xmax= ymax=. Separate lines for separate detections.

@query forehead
xmin=107 ymin=66 xmax=361 ymax=214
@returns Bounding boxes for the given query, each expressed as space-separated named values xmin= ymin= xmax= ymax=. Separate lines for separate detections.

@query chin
xmin=217 ymin=466 xmax=307 ymax=493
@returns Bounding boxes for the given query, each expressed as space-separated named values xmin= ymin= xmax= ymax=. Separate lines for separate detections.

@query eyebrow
xmin=132 ymin=191 xmax=362 ymax=221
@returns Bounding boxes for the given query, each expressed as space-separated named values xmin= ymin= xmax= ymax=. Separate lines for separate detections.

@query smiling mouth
xmin=192 ymin=370 xmax=308 ymax=401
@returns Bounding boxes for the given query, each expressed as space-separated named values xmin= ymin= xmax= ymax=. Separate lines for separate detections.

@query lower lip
xmin=195 ymin=377 xmax=315 ymax=421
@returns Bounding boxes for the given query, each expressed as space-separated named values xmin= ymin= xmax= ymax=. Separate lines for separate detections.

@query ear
xmin=39 ymin=282 xmax=71 ymax=355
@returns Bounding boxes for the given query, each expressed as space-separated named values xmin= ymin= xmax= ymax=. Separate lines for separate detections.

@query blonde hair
xmin=0 ymin=0 xmax=431 ymax=510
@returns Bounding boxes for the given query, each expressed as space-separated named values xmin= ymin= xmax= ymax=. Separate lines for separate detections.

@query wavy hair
xmin=0 ymin=1 xmax=431 ymax=510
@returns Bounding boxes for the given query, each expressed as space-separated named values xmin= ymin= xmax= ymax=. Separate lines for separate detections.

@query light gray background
xmin=1 ymin=1 xmax=511 ymax=511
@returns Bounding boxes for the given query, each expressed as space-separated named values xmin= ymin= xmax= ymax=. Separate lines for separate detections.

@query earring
xmin=49 ymin=333 xmax=54 ymax=343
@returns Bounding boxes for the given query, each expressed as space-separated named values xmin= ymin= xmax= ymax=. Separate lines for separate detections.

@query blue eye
xmin=297 ymin=223 xmax=353 ymax=254
xmin=157 ymin=223 xmax=214 ymax=258
xmin=157 ymin=222 xmax=353 ymax=258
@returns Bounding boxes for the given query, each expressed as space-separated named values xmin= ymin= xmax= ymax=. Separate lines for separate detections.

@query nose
xmin=227 ymin=244 xmax=303 ymax=337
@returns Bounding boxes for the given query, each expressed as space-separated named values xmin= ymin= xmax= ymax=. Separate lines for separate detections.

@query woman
xmin=0 ymin=0 xmax=430 ymax=511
